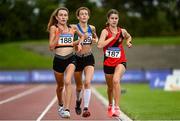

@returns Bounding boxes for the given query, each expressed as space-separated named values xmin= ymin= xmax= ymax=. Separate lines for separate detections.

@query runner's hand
xmin=126 ymin=41 xmax=132 ymax=48
xmin=77 ymin=43 xmax=82 ymax=52
xmin=111 ymin=32 xmax=117 ymax=39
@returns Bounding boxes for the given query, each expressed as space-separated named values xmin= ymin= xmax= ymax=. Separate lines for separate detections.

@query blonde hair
xmin=76 ymin=7 xmax=90 ymax=17
xmin=47 ymin=7 xmax=69 ymax=31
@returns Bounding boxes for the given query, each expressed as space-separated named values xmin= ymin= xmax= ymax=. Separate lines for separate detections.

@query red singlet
xmin=103 ymin=27 xmax=127 ymax=67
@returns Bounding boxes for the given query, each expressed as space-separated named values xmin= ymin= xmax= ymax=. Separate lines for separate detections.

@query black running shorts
xmin=103 ymin=62 xmax=127 ymax=74
xmin=53 ymin=53 xmax=76 ymax=73
xmin=75 ymin=53 xmax=95 ymax=72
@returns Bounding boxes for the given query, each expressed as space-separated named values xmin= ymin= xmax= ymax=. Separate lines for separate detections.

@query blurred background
xmin=0 ymin=0 xmax=180 ymax=120
xmin=1 ymin=0 xmax=180 ymax=41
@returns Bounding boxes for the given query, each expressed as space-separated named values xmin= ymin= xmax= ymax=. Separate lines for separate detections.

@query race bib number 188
xmin=105 ymin=47 xmax=121 ymax=58
xmin=58 ymin=34 xmax=73 ymax=46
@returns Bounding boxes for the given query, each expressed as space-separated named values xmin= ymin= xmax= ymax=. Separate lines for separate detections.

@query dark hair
xmin=76 ymin=7 xmax=90 ymax=17
xmin=106 ymin=9 xmax=119 ymax=27
xmin=47 ymin=7 xmax=69 ymax=31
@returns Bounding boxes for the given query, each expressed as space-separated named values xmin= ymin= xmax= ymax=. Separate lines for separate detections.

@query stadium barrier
xmin=1 ymin=69 xmax=179 ymax=90
xmin=148 ymin=69 xmax=172 ymax=88
xmin=0 ymin=69 xmax=146 ymax=83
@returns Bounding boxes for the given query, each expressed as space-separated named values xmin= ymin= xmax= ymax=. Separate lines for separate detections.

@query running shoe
xmin=75 ymin=98 xmax=82 ymax=115
xmin=58 ymin=106 xmax=65 ymax=118
xmin=82 ymin=107 xmax=91 ymax=117
xmin=62 ymin=109 xmax=70 ymax=118
xmin=107 ymin=104 xmax=114 ymax=117
xmin=112 ymin=106 xmax=120 ymax=117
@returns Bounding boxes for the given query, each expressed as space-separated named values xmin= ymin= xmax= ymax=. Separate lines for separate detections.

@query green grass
xmin=0 ymin=41 xmax=52 ymax=70
xmin=133 ymin=36 xmax=180 ymax=45
xmin=96 ymin=83 xmax=180 ymax=120
xmin=0 ymin=36 xmax=180 ymax=69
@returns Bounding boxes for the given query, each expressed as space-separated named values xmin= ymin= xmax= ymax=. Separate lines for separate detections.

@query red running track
xmin=0 ymin=84 xmax=116 ymax=121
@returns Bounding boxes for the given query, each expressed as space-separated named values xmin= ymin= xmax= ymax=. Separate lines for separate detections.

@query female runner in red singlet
xmin=97 ymin=9 xmax=132 ymax=117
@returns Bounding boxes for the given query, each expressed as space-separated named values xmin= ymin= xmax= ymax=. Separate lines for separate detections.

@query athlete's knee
xmin=84 ymin=81 xmax=91 ymax=88
xmin=64 ymin=80 xmax=71 ymax=86
xmin=113 ymin=79 xmax=120 ymax=85
xmin=76 ymin=85 xmax=83 ymax=90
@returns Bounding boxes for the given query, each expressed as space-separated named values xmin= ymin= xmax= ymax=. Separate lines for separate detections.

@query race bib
xmin=81 ymin=34 xmax=92 ymax=45
xmin=105 ymin=47 xmax=121 ymax=58
xmin=58 ymin=34 xmax=73 ymax=46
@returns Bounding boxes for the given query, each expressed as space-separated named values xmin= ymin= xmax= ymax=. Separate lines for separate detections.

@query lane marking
xmin=92 ymin=87 xmax=133 ymax=121
xmin=0 ymin=85 xmax=25 ymax=93
xmin=0 ymin=85 xmax=46 ymax=105
xmin=36 ymin=96 xmax=57 ymax=121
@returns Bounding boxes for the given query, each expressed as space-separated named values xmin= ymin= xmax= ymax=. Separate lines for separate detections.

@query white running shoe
xmin=62 ymin=110 xmax=70 ymax=118
xmin=58 ymin=106 xmax=65 ymax=117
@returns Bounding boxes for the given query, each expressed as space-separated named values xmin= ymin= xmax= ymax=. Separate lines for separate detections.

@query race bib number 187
xmin=105 ymin=47 xmax=121 ymax=58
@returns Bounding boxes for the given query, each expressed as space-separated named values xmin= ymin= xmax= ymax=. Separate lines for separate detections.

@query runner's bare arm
xmin=49 ymin=26 xmax=58 ymax=51
xmin=122 ymin=29 xmax=132 ymax=48
xmin=71 ymin=25 xmax=85 ymax=46
xmin=97 ymin=29 xmax=115 ymax=48
xmin=71 ymin=25 xmax=86 ymax=51
xmin=90 ymin=25 xmax=98 ymax=43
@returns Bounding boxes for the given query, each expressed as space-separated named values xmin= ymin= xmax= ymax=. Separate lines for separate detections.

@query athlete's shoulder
xmin=49 ymin=25 xmax=58 ymax=33
xmin=100 ymin=28 xmax=108 ymax=36
xmin=102 ymin=28 xmax=108 ymax=32
xmin=117 ymin=26 xmax=126 ymax=32
xmin=88 ymin=25 xmax=95 ymax=32
xmin=89 ymin=25 xmax=95 ymax=29
xmin=50 ymin=25 xmax=57 ymax=30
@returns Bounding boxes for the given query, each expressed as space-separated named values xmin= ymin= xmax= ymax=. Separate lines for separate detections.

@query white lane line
xmin=0 ymin=85 xmax=25 ymax=93
xmin=36 ymin=96 xmax=57 ymax=121
xmin=0 ymin=85 xmax=46 ymax=105
xmin=92 ymin=87 xmax=133 ymax=121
